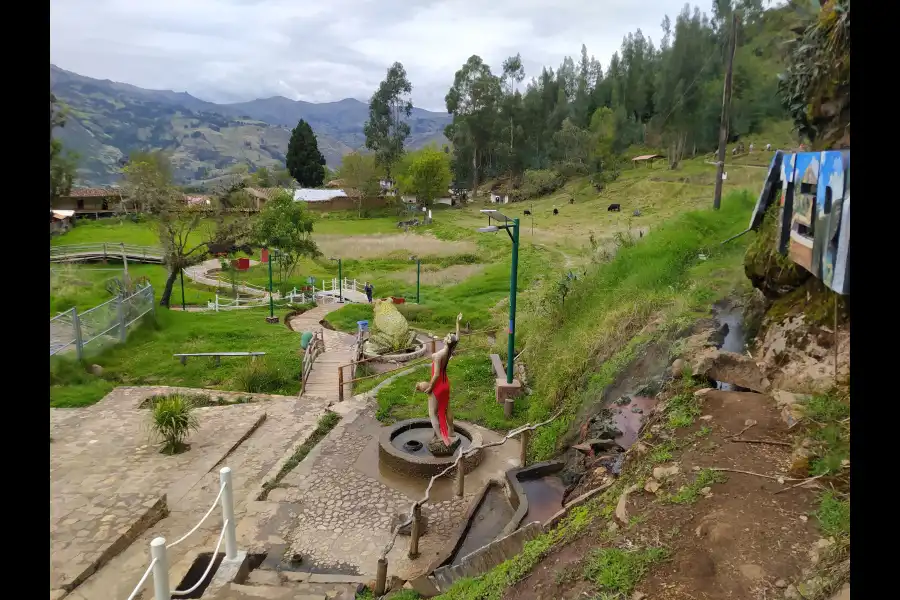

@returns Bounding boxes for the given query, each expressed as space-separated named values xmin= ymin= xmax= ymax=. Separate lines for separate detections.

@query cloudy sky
xmin=51 ymin=0 xmax=699 ymax=112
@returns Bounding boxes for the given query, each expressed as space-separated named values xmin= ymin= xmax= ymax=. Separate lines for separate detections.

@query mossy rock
xmin=743 ymin=204 xmax=810 ymax=299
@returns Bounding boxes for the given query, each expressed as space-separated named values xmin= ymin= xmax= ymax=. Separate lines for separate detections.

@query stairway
xmin=207 ymin=568 xmax=363 ymax=600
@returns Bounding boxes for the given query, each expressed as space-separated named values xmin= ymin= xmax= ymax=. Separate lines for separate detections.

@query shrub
xmin=150 ymin=393 xmax=200 ymax=454
xmin=520 ymin=169 xmax=565 ymax=198
xmin=234 ymin=358 xmax=291 ymax=393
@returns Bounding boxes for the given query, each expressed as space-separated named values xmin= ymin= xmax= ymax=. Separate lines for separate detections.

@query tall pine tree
xmin=286 ymin=119 xmax=326 ymax=187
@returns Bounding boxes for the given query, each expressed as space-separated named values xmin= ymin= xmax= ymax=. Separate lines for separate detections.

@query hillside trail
xmin=503 ymin=300 xmax=849 ymax=600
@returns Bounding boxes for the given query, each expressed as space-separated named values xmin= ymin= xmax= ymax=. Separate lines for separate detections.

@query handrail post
xmin=338 ymin=365 xmax=344 ymax=402
xmin=72 ymin=308 xmax=84 ymax=361
xmin=455 ymin=456 xmax=464 ymax=498
xmin=117 ymin=294 xmax=127 ymax=343
xmin=375 ymin=558 xmax=388 ymax=596
xmin=150 ymin=537 xmax=170 ymax=600
xmin=408 ymin=504 xmax=422 ymax=558
xmin=219 ymin=467 xmax=238 ymax=560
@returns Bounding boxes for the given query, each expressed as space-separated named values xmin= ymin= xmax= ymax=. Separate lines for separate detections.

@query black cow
xmin=523 ymin=210 xmax=531 ymax=216
xmin=552 ymin=208 xmax=559 ymax=215
xmin=607 ymin=204 xmax=621 ymax=212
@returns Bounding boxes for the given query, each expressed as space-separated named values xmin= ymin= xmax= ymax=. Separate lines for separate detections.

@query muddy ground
xmin=500 ymin=295 xmax=848 ymax=600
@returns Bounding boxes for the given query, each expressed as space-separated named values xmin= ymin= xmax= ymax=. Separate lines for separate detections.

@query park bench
xmin=489 ymin=354 xmax=506 ymax=379
xmin=173 ymin=352 xmax=266 ymax=366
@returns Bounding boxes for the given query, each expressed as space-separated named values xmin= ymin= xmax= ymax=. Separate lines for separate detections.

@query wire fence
xmin=50 ymin=284 xmax=155 ymax=359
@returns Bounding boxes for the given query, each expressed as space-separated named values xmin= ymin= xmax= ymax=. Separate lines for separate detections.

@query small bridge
xmin=50 ymin=243 xmax=165 ymax=264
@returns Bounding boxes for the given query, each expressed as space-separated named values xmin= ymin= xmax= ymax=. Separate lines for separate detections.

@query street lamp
xmin=478 ymin=209 xmax=520 ymax=385
xmin=330 ymin=257 xmax=343 ymax=302
xmin=268 ymin=252 xmax=275 ymax=320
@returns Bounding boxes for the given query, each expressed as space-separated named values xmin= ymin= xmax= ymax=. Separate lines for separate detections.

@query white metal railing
xmin=207 ymin=290 xmax=315 ymax=312
xmin=125 ymin=467 xmax=238 ymax=600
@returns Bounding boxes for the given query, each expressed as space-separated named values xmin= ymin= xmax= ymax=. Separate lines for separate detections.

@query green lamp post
xmin=478 ymin=210 xmax=520 ymax=384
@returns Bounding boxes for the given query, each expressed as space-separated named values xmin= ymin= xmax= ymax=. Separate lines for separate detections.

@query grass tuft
xmin=582 ymin=546 xmax=669 ymax=597
xmin=666 ymin=469 xmax=727 ymax=504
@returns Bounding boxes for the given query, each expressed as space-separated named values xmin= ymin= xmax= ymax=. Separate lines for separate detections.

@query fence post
xmin=117 ymin=294 xmax=127 ymax=343
xmin=375 ymin=558 xmax=388 ymax=596
xmin=338 ymin=366 xmax=344 ymax=402
xmin=72 ymin=308 xmax=84 ymax=361
xmin=455 ymin=455 xmax=465 ymax=498
xmin=103 ymin=242 xmax=108 ymax=263
xmin=150 ymin=537 xmax=170 ymax=600
xmin=219 ymin=467 xmax=238 ymax=560
xmin=215 ymin=294 xmax=219 ymax=312
xmin=408 ymin=504 xmax=422 ymax=558
xmin=150 ymin=284 xmax=156 ymax=318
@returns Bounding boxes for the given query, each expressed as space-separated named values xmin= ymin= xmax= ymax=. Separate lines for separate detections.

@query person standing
xmin=364 ymin=281 xmax=373 ymax=303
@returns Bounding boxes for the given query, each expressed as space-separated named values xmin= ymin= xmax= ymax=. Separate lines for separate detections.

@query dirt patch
xmin=392 ymin=263 xmax=486 ymax=286
xmin=506 ymin=389 xmax=823 ymax=600
xmin=314 ymin=233 xmax=477 ymax=258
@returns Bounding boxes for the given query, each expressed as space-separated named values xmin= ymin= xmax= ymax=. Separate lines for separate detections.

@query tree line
xmin=280 ymin=1 xmax=808 ymax=207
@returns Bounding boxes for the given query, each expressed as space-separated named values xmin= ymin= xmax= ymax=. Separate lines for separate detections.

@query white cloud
xmin=50 ymin=0 xmax=695 ymax=111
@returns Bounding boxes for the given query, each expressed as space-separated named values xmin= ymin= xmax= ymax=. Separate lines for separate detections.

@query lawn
xmin=50 ymin=305 xmax=304 ymax=407
xmin=519 ymin=189 xmax=757 ymax=460
xmin=371 ymin=352 xmax=526 ymax=432
xmin=50 ymin=263 xmax=220 ymax=315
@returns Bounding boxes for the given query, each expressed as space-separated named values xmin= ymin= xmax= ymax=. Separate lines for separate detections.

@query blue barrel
xmin=357 ymin=320 xmax=369 ymax=332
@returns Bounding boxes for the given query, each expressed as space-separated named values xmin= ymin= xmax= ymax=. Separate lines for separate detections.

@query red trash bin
xmin=237 ymin=257 xmax=250 ymax=271
xmin=261 ymin=248 xmax=269 ymax=263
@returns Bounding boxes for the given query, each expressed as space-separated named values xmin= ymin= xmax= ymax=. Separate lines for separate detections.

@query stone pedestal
xmin=495 ymin=378 xmax=523 ymax=404
xmin=428 ymin=435 xmax=461 ymax=456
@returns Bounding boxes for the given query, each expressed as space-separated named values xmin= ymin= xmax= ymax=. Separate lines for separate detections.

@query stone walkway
xmin=184 ymin=258 xmax=265 ymax=296
xmin=51 ymin=386 xmax=330 ymax=600
xmin=236 ymin=395 xmax=521 ymax=582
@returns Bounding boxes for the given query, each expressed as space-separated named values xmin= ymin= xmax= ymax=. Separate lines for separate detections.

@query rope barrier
xmin=166 ymin=483 xmax=225 ymax=549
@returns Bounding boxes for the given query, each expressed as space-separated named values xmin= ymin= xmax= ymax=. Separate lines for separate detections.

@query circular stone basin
xmin=379 ymin=418 xmax=484 ymax=478
xmin=363 ymin=341 xmax=428 ymax=362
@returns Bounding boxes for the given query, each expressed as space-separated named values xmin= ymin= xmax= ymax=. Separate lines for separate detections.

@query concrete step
xmin=211 ymin=582 xmax=358 ymax=600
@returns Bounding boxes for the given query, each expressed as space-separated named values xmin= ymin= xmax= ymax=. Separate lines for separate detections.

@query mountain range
xmin=49 ymin=65 xmax=451 ymax=187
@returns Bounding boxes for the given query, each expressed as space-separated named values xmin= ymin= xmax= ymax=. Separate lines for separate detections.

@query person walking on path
xmin=364 ymin=281 xmax=373 ymax=303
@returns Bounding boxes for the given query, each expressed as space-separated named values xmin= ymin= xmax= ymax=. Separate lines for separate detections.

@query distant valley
xmin=50 ymin=65 xmax=451 ymax=187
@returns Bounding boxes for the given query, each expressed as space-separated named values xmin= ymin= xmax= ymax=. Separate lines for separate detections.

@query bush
xmin=520 ymin=169 xmax=565 ymax=198
xmin=234 ymin=358 xmax=292 ymax=393
xmin=150 ymin=393 xmax=200 ymax=454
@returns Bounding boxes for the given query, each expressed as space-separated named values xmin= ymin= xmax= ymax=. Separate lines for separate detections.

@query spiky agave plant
xmin=150 ymin=393 xmax=200 ymax=454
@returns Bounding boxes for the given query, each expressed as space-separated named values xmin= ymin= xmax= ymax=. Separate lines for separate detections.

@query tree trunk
xmin=159 ymin=268 xmax=179 ymax=307
xmin=472 ymin=147 xmax=479 ymax=196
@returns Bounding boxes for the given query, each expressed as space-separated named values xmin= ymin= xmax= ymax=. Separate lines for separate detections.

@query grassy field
xmin=50 ymin=263 xmax=221 ymax=315
xmin=517 ymin=189 xmax=756 ymax=460
xmin=50 ymin=151 xmax=771 ymax=411
xmin=50 ymin=306 xmax=304 ymax=407
xmin=369 ymin=352 xmax=526 ymax=431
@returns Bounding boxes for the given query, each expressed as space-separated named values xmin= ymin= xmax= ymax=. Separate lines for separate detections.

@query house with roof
xmin=52 ymin=187 xmax=125 ymax=217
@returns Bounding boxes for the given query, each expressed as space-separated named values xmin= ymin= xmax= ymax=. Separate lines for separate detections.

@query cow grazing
xmin=524 ymin=210 xmax=532 ymax=215
xmin=607 ymin=204 xmax=621 ymax=212
xmin=552 ymin=208 xmax=559 ymax=215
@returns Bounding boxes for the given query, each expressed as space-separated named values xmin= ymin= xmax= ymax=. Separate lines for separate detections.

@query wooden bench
xmin=489 ymin=354 xmax=506 ymax=379
xmin=173 ymin=352 xmax=266 ymax=366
